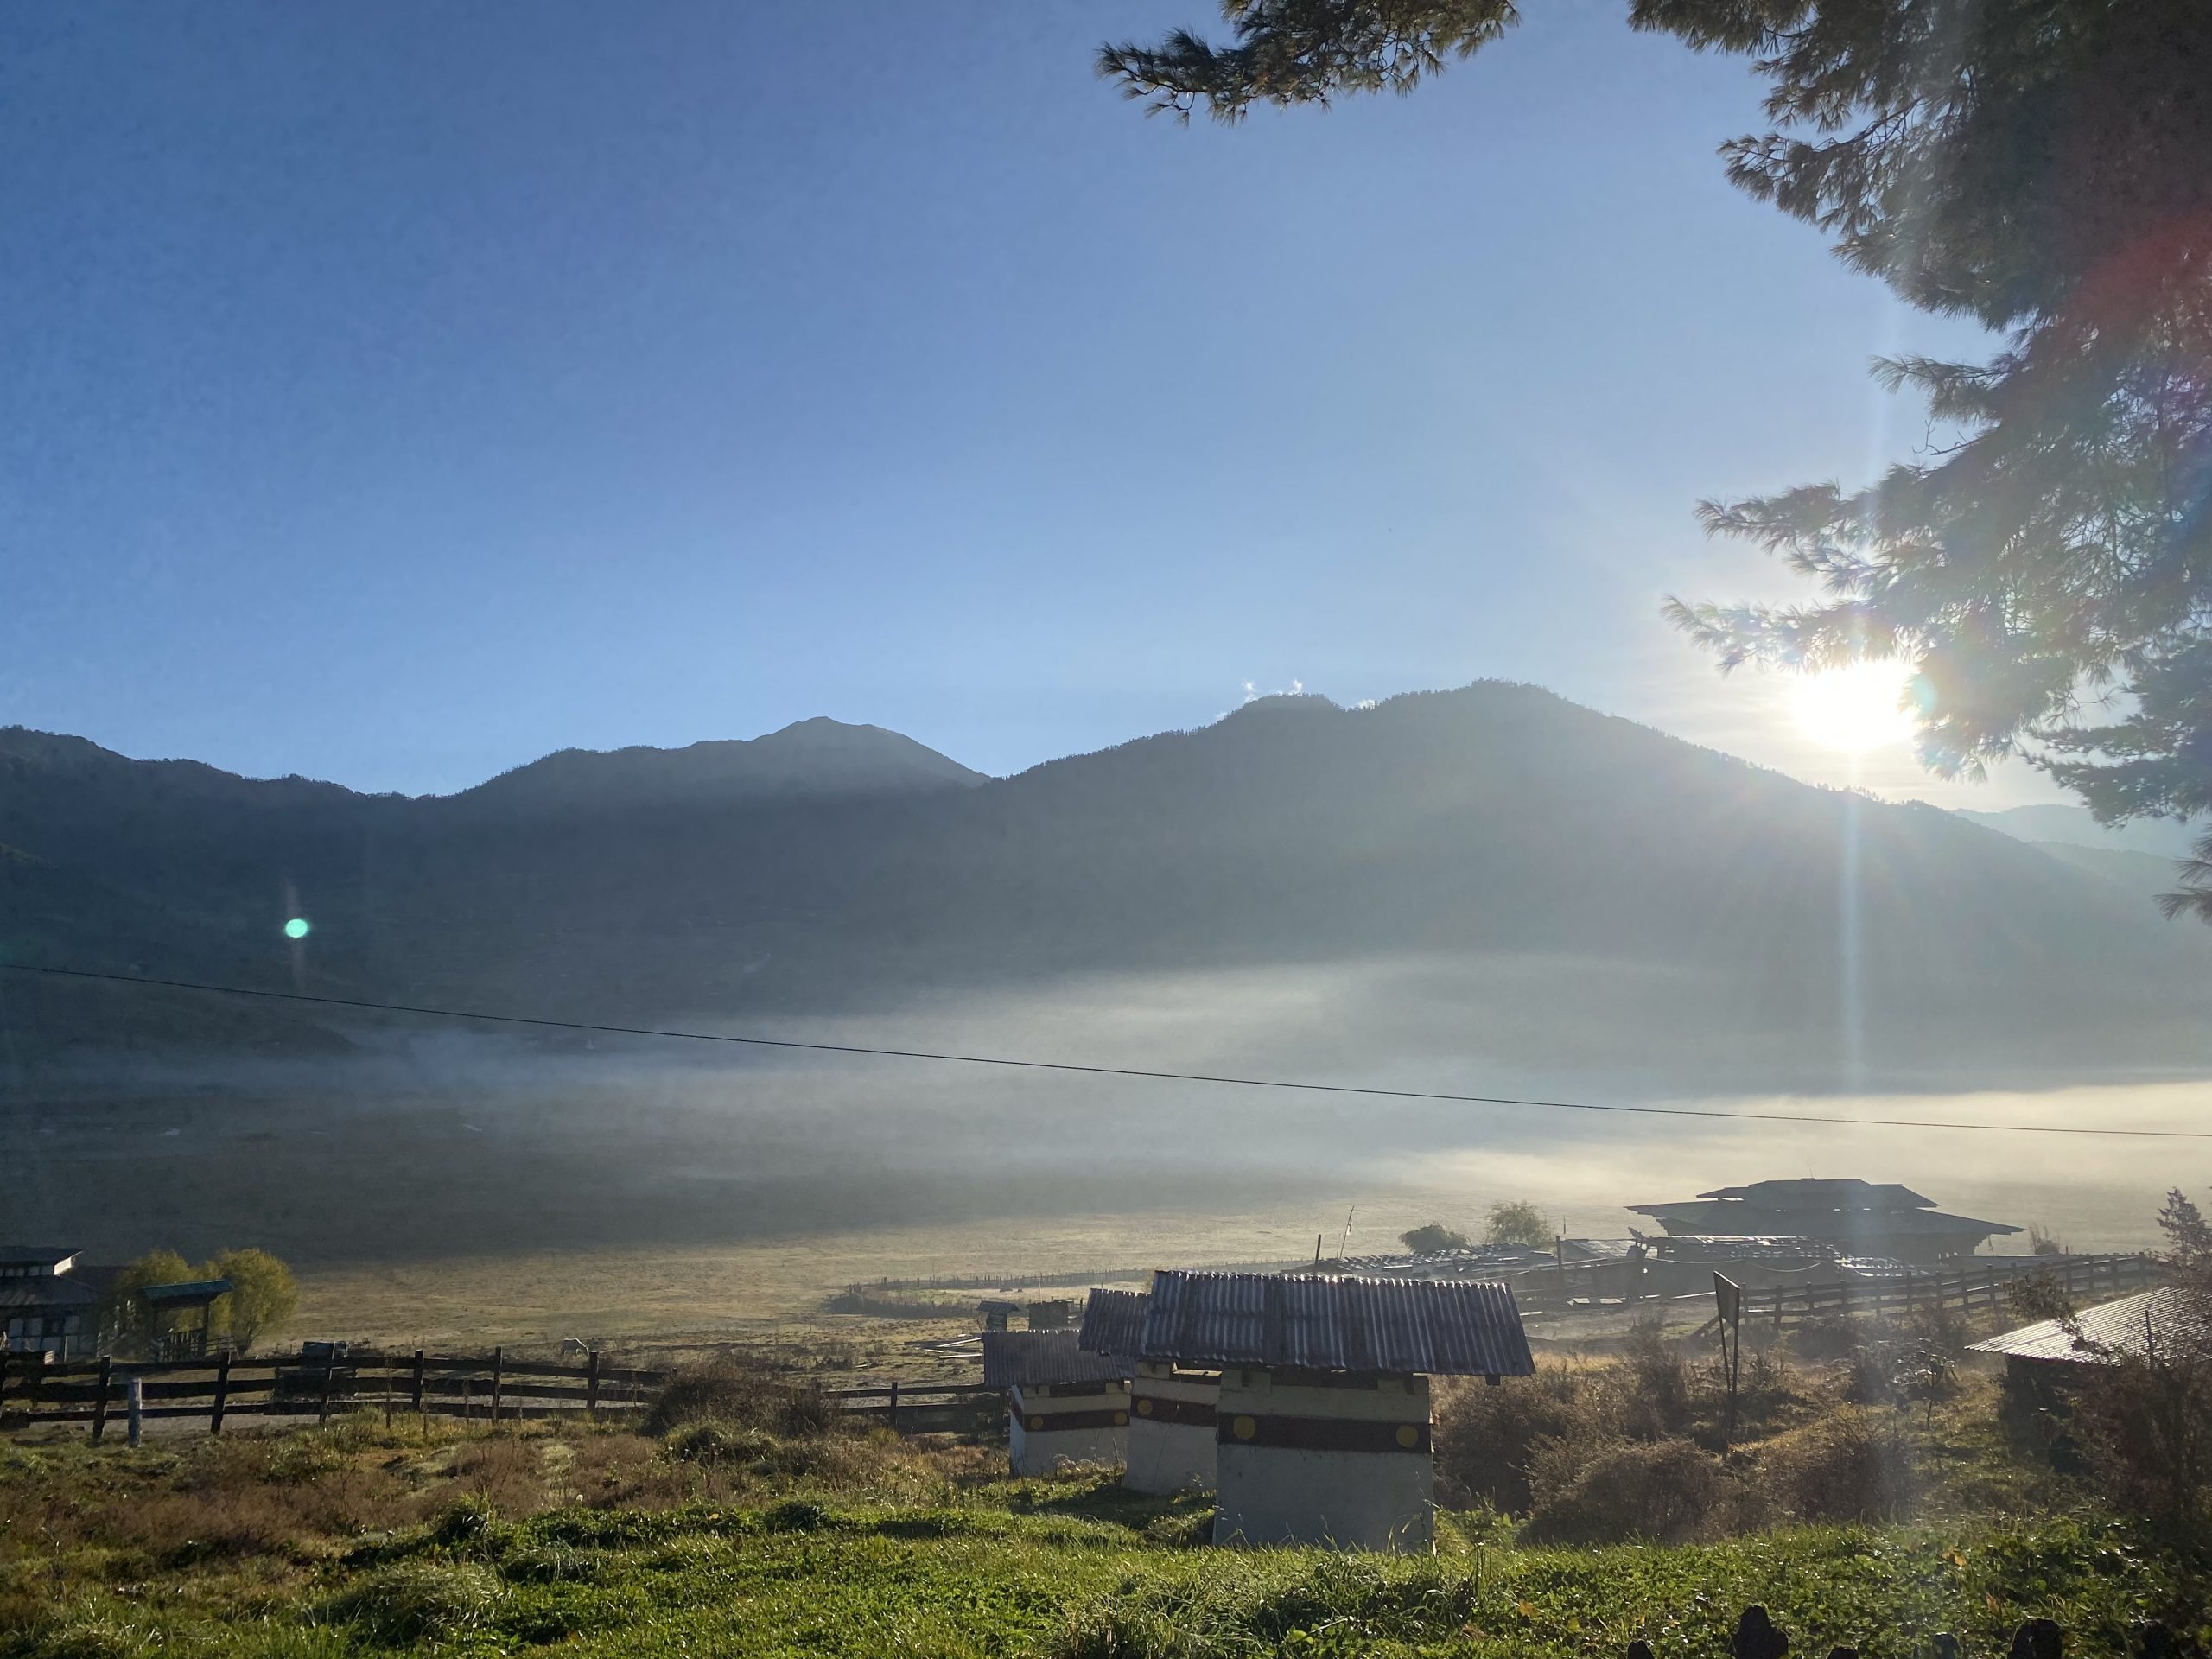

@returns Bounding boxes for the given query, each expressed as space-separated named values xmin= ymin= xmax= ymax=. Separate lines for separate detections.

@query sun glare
xmin=1789 ymin=660 xmax=1917 ymax=754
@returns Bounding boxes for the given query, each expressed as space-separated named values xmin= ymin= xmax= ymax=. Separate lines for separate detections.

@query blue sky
xmin=2 ymin=2 xmax=2034 ymax=804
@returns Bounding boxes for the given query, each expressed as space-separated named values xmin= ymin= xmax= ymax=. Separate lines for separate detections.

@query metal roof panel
xmin=980 ymin=1329 xmax=1132 ymax=1388
xmin=1138 ymin=1271 xmax=1535 ymax=1376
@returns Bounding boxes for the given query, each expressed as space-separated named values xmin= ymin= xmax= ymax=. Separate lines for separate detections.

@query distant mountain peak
xmin=454 ymin=719 xmax=984 ymax=810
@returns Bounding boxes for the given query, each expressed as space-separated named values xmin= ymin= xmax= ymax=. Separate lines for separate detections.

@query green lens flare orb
xmin=283 ymin=918 xmax=311 ymax=940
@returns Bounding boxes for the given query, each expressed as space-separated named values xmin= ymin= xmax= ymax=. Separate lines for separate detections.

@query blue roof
xmin=980 ymin=1329 xmax=1131 ymax=1388
xmin=1139 ymin=1270 xmax=1535 ymax=1377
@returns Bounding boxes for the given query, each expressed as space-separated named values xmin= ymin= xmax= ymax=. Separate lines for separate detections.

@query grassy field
xmin=0 ymin=1372 xmax=2202 ymax=1659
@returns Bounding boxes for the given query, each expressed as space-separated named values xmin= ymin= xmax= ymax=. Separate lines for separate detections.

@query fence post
xmin=411 ymin=1350 xmax=426 ymax=1419
xmin=318 ymin=1350 xmax=337 ymax=1426
xmin=126 ymin=1375 xmax=143 ymax=1448
xmin=384 ymin=1352 xmax=394 ymax=1432
xmin=211 ymin=1351 xmax=232 ymax=1436
xmin=587 ymin=1349 xmax=601 ymax=1418
xmin=491 ymin=1346 xmax=504 ymax=1423
xmin=888 ymin=1379 xmax=900 ymax=1433
xmin=91 ymin=1356 xmax=113 ymax=1443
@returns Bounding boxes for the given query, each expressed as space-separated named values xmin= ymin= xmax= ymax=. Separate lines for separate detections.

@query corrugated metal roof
xmin=1138 ymin=1271 xmax=1535 ymax=1376
xmin=1078 ymin=1288 xmax=1147 ymax=1356
xmin=140 ymin=1278 xmax=232 ymax=1306
xmin=0 ymin=1278 xmax=99 ymax=1311
xmin=1969 ymin=1288 xmax=2195 ymax=1363
xmin=980 ymin=1329 xmax=1132 ymax=1388
xmin=0 ymin=1246 xmax=80 ymax=1269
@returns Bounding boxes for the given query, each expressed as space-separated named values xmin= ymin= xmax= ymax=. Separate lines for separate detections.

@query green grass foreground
xmin=0 ymin=1415 xmax=2202 ymax=1659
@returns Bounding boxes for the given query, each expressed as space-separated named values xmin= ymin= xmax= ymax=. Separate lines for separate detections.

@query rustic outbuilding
xmin=980 ymin=1329 xmax=1131 ymax=1475
xmin=1138 ymin=1269 xmax=1535 ymax=1551
xmin=0 ymin=1247 xmax=99 ymax=1363
xmin=1080 ymin=1287 xmax=1219 ymax=1495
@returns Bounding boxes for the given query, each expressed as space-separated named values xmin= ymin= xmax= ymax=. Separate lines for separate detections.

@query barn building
xmin=1138 ymin=1269 xmax=1535 ymax=1551
xmin=1080 ymin=1287 xmax=1219 ymax=1494
xmin=980 ymin=1329 xmax=1131 ymax=1475
xmin=1627 ymin=1179 xmax=2020 ymax=1265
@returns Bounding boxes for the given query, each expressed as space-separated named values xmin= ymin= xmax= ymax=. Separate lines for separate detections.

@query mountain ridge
xmin=5 ymin=683 xmax=2207 ymax=1085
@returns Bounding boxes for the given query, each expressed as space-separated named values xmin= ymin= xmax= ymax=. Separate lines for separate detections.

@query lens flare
xmin=1789 ymin=660 xmax=1916 ymax=753
xmin=283 ymin=918 xmax=311 ymax=940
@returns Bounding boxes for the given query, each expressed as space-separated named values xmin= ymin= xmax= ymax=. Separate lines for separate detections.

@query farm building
xmin=1080 ymin=1287 xmax=1218 ymax=1495
xmin=1139 ymin=1269 xmax=1535 ymax=1551
xmin=1969 ymin=1287 xmax=2193 ymax=1391
xmin=1627 ymin=1179 xmax=2020 ymax=1264
xmin=980 ymin=1328 xmax=1131 ymax=1475
xmin=0 ymin=1247 xmax=99 ymax=1363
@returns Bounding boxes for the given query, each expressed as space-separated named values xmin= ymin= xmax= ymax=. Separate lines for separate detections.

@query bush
xmin=1399 ymin=1224 xmax=1469 ymax=1255
xmin=664 ymin=1421 xmax=774 ymax=1466
xmin=1433 ymin=1366 xmax=1604 ymax=1512
xmin=1487 ymin=1201 xmax=1552 ymax=1249
xmin=316 ymin=1560 xmax=502 ymax=1643
xmin=644 ymin=1358 xmax=836 ymax=1440
xmin=1761 ymin=1407 xmax=1918 ymax=1523
xmin=1522 ymin=1437 xmax=1734 ymax=1545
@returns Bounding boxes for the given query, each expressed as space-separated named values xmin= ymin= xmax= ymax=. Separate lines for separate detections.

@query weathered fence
xmin=1693 ymin=1253 xmax=2159 ymax=1337
xmin=0 ymin=1345 xmax=1007 ymax=1440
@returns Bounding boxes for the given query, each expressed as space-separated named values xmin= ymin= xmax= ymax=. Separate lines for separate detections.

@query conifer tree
xmin=1103 ymin=1 xmax=2212 ymax=910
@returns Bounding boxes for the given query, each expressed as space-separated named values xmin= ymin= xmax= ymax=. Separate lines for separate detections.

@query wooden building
xmin=1080 ymin=1287 xmax=1218 ymax=1494
xmin=980 ymin=1329 xmax=1131 ymax=1475
xmin=0 ymin=1247 xmax=99 ymax=1363
xmin=1627 ymin=1179 xmax=2020 ymax=1265
xmin=1138 ymin=1269 xmax=1535 ymax=1551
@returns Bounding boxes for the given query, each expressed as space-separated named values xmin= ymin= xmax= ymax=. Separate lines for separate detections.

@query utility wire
xmin=8 ymin=961 xmax=2209 ymax=1141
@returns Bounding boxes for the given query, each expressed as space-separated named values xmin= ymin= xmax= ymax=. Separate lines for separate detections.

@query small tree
xmin=2066 ymin=1191 xmax=2212 ymax=1535
xmin=206 ymin=1248 xmax=299 ymax=1353
xmin=1399 ymin=1223 xmax=1469 ymax=1255
xmin=101 ymin=1249 xmax=192 ymax=1357
xmin=1487 ymin=1200 xmax=1552 ymax=1249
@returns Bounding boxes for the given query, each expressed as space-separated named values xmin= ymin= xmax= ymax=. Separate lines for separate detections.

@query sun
xmin=1789 ymin=659 xmax=1918 ymax=753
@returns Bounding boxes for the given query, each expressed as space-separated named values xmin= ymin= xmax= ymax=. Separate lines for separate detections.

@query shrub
xmin=316 ymin=1560 xmax=502 ymax=1643
xmin=644 ymin=1358 xmax=836 ymax=1440
xmin=1762 ymin=1407 xmax=1918 ymax=1523
xmin=1399 ymin=1224 xmax=1470 ymax=1255
xmin=1522 ymin=1437 xmax=1733 ymax=1545
xmin=1433 ymin=1365 xmax=1602 ymax=1512
xmin=1486 ymin=1201 xmax=1552 ymax=1249
xmin=664 ymin=1421 xmax=773 ymax=1466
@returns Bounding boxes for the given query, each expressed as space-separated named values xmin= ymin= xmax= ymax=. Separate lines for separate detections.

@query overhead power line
xmin=7 ymin=961 xmax=2209 ymax=1141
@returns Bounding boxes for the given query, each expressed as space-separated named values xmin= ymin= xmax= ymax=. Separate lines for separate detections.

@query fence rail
xmin=1694 ymin=1252 xmax=2160 ymax=1336
xmin=0 ymin=1347 xmax=1010 ymax=1440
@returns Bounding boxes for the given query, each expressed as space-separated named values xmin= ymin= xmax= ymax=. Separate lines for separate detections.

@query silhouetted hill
xmin=4 ymin=688 xmax=2208 ymax=1085
xmin=450 ymin=718 xmax=984 ymax=813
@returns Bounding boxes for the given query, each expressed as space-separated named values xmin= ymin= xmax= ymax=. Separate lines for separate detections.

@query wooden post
xmin=411 ymin=1349 xmax=426 ymax=1418
xmin=91 ymin=1356 xmax=113 ymax=1443
xmin=318 ymin=1350 xmax=338 ymax=1426
xmin=887 ymin=1379 xmax=900 ymax=1433
xmin=586 ymin=1349 xmax=601 ymax=1418
xmin=126 ymin=1375 xmax=143 ymax=1448
xmin=384 ymin=1352 xmax=394 ymax=1432
xmin=210 ymin=1351 xmax=232 ymax=1436
xmin=0 ymin=1346 xmax=9 ymax=1421
xmin=491 ymin=1346 xmax=504 ymax=1423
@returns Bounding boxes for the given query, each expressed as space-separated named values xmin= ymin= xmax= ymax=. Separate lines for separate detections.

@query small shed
xmin=977 ymin=1299 xmax=1020 ymax=1333
xmin=981 ymin=1329 xmax=1132 ymax=1475
xmin=1141 ymin=1269 xmax=1535 ymax=1551
xmin=1081 ymin=1287 xmax=1219 ymax=1495
xmin=140 ymin=1278 xmax=234 ymax=1361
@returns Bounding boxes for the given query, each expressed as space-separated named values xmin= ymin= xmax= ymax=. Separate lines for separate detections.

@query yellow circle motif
xmin=1135 ymin=1399 xmax=1153 ymax=1416
xmin=1114 ymin=1411 xmax=1128 ymax=1426
xmin=1027 ymin=1416 xmax=1044 ymax=1431
xmin=1231 ymin=1414 xmax=1257 ymax=1441
xmin=1395 ymin=1425 xmax=1420 ymax=1449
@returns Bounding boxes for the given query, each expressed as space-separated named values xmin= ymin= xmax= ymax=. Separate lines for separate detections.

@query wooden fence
xmin=1694 ymin=1252 xmax=2159 ymax=1336
xmin=0 ymin=1345 xmax=1009 ymax=1440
